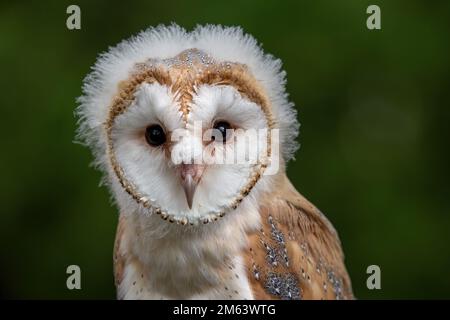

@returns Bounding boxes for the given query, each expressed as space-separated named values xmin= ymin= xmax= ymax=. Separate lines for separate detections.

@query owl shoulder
xmin=243 ymin=175 xmax=354 ymax=299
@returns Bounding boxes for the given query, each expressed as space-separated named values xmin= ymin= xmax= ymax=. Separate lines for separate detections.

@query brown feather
xmin=243 ymin=174 xmax=354 ymax=300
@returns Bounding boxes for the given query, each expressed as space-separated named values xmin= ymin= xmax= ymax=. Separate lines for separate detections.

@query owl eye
xmin=212 ymin=121 xmax=232 ymax=143
xmin=145 ymin=124 xmax=166 ymax=146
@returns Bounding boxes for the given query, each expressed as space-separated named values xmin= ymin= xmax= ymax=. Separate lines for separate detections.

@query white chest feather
xmin=116 ymin=201 xmax=261 ymax=300
xmin=119 ymin=256 xmax=253 ymax=300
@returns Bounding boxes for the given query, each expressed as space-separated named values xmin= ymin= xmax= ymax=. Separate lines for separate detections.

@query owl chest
xmin=119 ymin=254 xmax=254 ymax=300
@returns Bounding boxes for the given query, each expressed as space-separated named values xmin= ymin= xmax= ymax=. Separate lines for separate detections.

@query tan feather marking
xmin=165 ymin=50 xmax=197 ymax=122
xmin=107 ymin=66 xmax=172 ymax=127
xmin=196 ymin=65 xmax=275 ymax=129
xmin=244 ymin=174 xmax=354 ymax=300
xmin=107 ymin=49 xmax=274 ymax=128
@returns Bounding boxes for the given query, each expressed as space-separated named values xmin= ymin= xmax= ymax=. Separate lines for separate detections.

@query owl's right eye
xmin=145 ymin=124 xmax=166 ymax=146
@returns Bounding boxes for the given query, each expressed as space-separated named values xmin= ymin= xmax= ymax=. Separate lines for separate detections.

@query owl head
xmin=77 ymin=24 xmax=299 ymax=226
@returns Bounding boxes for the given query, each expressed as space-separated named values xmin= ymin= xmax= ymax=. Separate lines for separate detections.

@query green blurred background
xmin=0 ymin=0 xmax=449 ymax=299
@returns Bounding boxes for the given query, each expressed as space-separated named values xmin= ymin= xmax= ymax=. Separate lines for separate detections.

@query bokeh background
xmin=1 ymin=0 xmax=449 ymax=299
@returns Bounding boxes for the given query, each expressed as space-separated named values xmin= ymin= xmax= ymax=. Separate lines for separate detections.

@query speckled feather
xmin=243 ymin=175 xmax=353 ymax=300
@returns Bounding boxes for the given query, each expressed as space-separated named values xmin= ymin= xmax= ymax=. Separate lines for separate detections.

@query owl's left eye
xmin=145 ymin=124 xmax=166 ymax=146
xmin=212 ymin=121 xmax=232 ymax=143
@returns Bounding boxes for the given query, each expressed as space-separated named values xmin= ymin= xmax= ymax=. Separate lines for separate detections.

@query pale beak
xmin=179 ymin=164 xmax=205 ymax=209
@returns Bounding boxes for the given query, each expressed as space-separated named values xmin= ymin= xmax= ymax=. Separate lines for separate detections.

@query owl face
xmin=108 ymin=50 xmax=273 ymax=224
xmin=77 ymin=25 xmax=299 ymax=226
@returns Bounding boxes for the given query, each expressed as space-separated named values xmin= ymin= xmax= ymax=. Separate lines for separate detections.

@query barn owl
xmin=77 ymin=24 xmax=353 ymax=300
